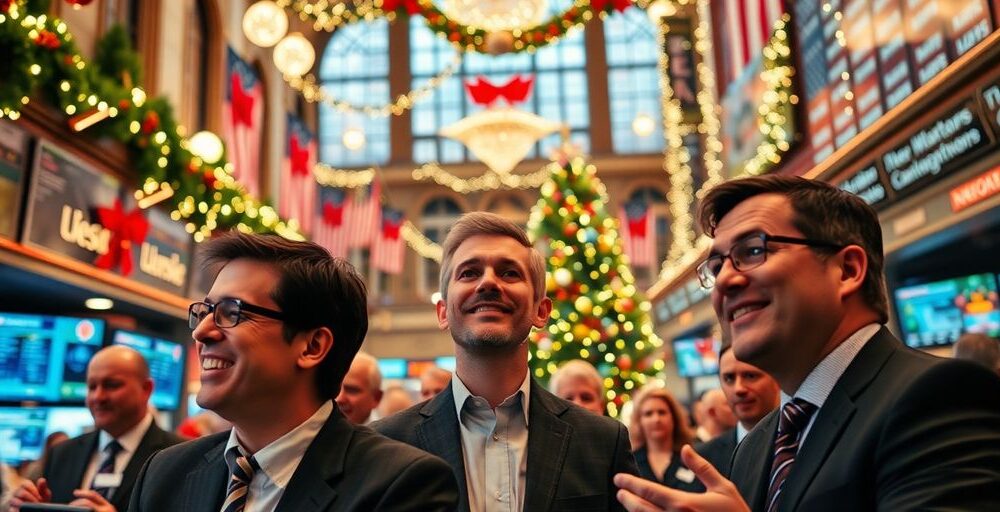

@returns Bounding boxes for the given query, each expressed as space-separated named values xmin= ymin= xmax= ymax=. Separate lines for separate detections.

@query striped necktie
xmin=765 ymin=398 xmax=818 ymax=512
xmin=90 ymin=440 xmax=123 ymax=499
xmin=223 ymin=446 xmax=257 ymax=512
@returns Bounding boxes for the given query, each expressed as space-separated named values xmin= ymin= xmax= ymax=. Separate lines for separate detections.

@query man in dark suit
xmin=11 ymin=345 xmax=184 ymax=512
xmin=374 ymin=212 xmax=637 ymax=512
xmin=695 ymin=344 xmax=779 ymax=477
xmin=615 ymin=175 xmax=1000 ymax=511
xmin=128 ymin=233 xmax=458 ymax=511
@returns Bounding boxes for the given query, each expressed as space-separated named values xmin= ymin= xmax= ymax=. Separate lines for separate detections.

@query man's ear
xmin=836 ymin=245 xmax=868 ymax=301
xmin=436 ymin=299 xmax=449 ymax=331
xmin=533 ymin=296 xmax=553 ymax=329
xmin=298 ymin=327 xmax=334 ymax=370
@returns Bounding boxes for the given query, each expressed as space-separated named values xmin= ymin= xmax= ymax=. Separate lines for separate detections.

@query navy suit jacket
xmin=128 ymin=408 xmax=459 ymax=512
xmin=372 ymin=379 xmax=638 ymax=512
xmin=695 ymin=427 xmax=738 ymax=477
xmin=729 ymin=328 xmax=1000 ymax=511
xmin=43 ymin=421 xmax=183 ymax=511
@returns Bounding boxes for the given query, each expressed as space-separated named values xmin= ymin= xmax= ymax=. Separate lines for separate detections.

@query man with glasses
xmin=128 ymin=233 xmax=458 ymax=511
xmin=615 ymin=175 xmax=1000 ymax=511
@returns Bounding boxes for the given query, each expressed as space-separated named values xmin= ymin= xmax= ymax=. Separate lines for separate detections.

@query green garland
xmin=0 ymin=1 xmax=300 ymax=241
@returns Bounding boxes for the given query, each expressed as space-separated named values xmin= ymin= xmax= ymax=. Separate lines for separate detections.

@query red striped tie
xmin=765 ymin=398 xmax=817 ymax=512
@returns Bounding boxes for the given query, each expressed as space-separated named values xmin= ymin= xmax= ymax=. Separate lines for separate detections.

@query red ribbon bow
xmin=289 ymin=136 xmax=311 ymax=177
xmin=381 ymin=0 xmax=422 ymax=14
xmin=94 ymin=199 xmax=150 ymax=277
xmin=591 ymin=0 xmax=632 ymax=13
xmin=465 ymin=75 xmax=534 ymax=107
xmin=230 ymin=73 xmax=255 ymax=127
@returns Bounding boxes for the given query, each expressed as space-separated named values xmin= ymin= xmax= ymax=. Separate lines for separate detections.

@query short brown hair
xmin=202 ymin=233 xmax=368 ymax=400
xmin=629 ymin=385 xmax=694 ymax=451
xmin=698 ymin=175 xmax=888 ymax=323
xmin=439 ymin=212 xmax=546 ymax=301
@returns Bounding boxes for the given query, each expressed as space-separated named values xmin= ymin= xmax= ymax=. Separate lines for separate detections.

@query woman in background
xmin=549 ymin=359 xmax=607 ymax=415
xmin=629 ymin=385 xmax=703 ymax=492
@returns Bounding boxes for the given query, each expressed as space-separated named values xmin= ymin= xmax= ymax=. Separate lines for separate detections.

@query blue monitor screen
xmin=0 ymin=313 xmax=105 ymax=402
xmin=0 ymin=406 xmax=93 ymax=465
xmin=111 ymin=330 xmax=185 ymax=411
xmin=673 ymin=336 xmax=721 ymax=378
xmin=895 ymin=273 xmax=1000 ymax=347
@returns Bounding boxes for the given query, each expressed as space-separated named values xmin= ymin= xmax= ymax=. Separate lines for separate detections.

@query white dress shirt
xmin=452 ymin=372 xmax=530 ymax=512
xmin=222 ymin=400 xmax=333 ymax=512
xmin=81 ymin=411 xmax=154 ymax=497
xmin=781 ymin=323 xmax=882 ymax=448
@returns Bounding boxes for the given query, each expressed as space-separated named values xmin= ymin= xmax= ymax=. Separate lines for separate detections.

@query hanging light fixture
xmin=242 ymin=1 xmax=289 ymax=48
xmin=343 ymin=127 xmax=366 ymax=151
xmin=273 ymin=33 xmax=315 ymax=77
xmin=188 ymin=131 xmax=225 ymax=164
xmin=632 ymin=113 xmax=656 ymax=137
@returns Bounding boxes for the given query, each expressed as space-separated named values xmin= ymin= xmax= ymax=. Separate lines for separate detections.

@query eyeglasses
xmin=697 ymin=233 xmax=843 ymax=289
xmin=188 ymin=298 xmax=285 ymax=330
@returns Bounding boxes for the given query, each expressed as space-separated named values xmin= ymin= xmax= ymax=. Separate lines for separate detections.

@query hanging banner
xmin=223 ymin=47 xmax=264 ymax=199
xmin=279 ymin=113 xmax=317 ymax=234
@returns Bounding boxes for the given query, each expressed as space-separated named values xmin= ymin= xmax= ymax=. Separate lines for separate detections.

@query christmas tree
xmin=527 ymin=156 xmax=664 ymax=417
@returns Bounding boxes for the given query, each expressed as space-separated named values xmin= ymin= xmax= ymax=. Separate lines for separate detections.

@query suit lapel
xmin=417 ymin=384 xmax=470 ymax=512
xmin=523 ymin=382 xmax=571 ymax=512
xmin=112 ymin=423 xmax=163 ymax=511
xmin=779 ymin=329 xmax=897 ymax=512
xmin=182 ymin=438 xmax=228 ymax=512
xmin=275 ymin=410 xmax=350 ymax=512
xmin=66 ymin=433 xmax=99 ymax=494
xmin=733 ymin=411 xmax=777 ymax=511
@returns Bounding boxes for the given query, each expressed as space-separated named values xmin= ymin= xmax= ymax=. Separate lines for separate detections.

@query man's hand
xmin=9 ymin=478 xmax=52 ymax=511
xmin=70 ymin=489 xmax=118 ymax=512
xmin=614 ymin=445 xmax=751 ymax=512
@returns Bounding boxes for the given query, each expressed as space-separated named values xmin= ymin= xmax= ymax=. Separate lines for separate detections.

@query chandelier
xmin=440 ymin=0 xmax=550 ymax=32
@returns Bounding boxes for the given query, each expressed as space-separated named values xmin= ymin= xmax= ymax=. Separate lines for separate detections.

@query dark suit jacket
xmin=730 ymin=328 xmax=1000 ymax=511
xmin=372 ymin=379 xmax=638 ymax=512
xmin=43 ymin=421 xmax=183 ymax=511
xmin=128 ymin=408 xmax=459 ymax=512
xmin=633 ymin=446 xmax=704 ymax=493
xmin=695 ymin=427 xmax=737 ymax=477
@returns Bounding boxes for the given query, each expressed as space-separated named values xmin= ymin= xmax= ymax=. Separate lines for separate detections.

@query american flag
xmin=279 ymin=114 xmax=317 ymax=234
xmin=313 ymin=187 xmax=351 ymax=258
xmin=721 ymin=0 xmax=785 ymax=83
xmin=619 ymin=200 xmax=655 ymax=267
xmin=223 ymin=47 xmax=264 ymax=198
xmin=346 ymin=179 xmax=381 ymax=249
xmin=372 ymin=206 xmax=406 ymax=274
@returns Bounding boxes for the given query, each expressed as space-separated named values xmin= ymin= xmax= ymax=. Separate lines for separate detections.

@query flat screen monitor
xmin=0 ymin=406 xmax=92 ymax=465
xmin=673 ymin=336 xmax=721 ymax=378
xmin=895 ymin=272 xmax=1000 ymax=348
xmin=111 ymin=330 xmax=185 ymax=411
xmin=0 ymin=313 xmax=105 ymax=402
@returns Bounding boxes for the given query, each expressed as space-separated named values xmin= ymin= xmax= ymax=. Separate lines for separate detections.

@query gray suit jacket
xmin=128 ymin=408 xmax=459 ymax=511
xmin=729 ymin=328 xmax=1000 ymax=511
xmin=43 ymin=422 xmax=183 ymax=512
xmin=372 ymin=379 xmax=638 ymax=512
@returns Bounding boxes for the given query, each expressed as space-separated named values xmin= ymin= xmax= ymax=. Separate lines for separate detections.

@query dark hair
xmin=698 ymin=175 xmax=888 ymax=323
xmin=439 ymin=212 xmax=546 ymax=301
xmin=202 ymin=233 xmax=368 ymax=400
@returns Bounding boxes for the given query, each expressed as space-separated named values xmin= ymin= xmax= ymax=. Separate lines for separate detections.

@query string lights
xmin=411 ymin=161 xmax=555 ymax=193
xmin=312 ymin=164 xmax=376 ymax=188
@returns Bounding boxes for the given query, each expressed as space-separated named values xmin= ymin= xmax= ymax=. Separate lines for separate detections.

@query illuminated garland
xmin=287 ymin=52 xmax=462 ymax=117
xmin=312 ymin=163 xmax=376 ymax=187
xmin=402 ymin=221 xmax=443 ymax=261
xmin=411 ymin=161 xmax=554 ymax=193
xmin=0 ymin=2 xmax=299 ymax=241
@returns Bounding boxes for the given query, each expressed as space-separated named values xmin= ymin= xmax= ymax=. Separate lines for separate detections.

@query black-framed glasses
xmin=697 ymin=233 xmax=843 ymax=289
xmin=188 ymin=298 xmax=285 ymax=330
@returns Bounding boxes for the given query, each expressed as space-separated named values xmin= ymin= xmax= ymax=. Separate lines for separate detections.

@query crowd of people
xmin=2 ymin=175 xmax=999 ymax=511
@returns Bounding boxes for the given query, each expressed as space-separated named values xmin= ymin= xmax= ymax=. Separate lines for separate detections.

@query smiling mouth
xmin=202 ymin=357 xmax=233 ymax=370
xmin=730 ymin=303 xmax=766 ymax=321
xmin=465 ymin=303 xmax=511 ymax=314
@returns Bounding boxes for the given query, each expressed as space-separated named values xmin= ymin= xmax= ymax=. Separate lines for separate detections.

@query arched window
xmin=605 ymin=9 xmax=664 ymax=154
xmin=318 ymin=19 xmax=391 ymax=167
xmin=420 ymin=197 xmax=463 ymax=295
xmin=409 ymin=12 xmax=590 ymax=164
xmin=627 ymin=186 xmax=670 ymax=287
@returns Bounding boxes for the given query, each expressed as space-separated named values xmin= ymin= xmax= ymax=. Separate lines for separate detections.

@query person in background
xmin=690 ymin=393 xmax=710 ymax=442
xmin=697 ymin=389 xmax=737 ymax=443
xmin=11 ymin=346 xmax=184 ymax=512
xmin=953 ymin=332 xmax=1000 ymax=376
xmin=549 ymin=359 xmax=607 ymax=415
xmin=175 ymin=411 xmax=231 ymax=440
xmin=419 ymin=366 xmax=452 ymax=401
xmin=374 ymin=212 xmax=637 ymax=511
xmin=127 ymin=233 xmax=458 ymax=511
xmin=696 ymin=344 xmax=780 ymax=476
xmin=336 ymin=352 xmax=383 ymax=424
xmin=21 ymin=431 xmax=69 ymax=482
xmin=629 ymin=385 xmax=702 ymax=493
xmin=615 ymin=175 xmax=1000 ymax=511
xmin=378 ymin=385 xmax=416 ymax=418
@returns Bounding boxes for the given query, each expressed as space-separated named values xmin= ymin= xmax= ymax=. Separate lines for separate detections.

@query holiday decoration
xmin=528 ymin=158 xmax=663 ymax=417
xmin=242 ymin=0 xmax=288 ymax=48
xmin=273 ymin=32 xmax=315 ymax=77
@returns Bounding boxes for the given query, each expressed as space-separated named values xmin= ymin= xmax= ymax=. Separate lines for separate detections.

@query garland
xmin=0 ymin=1 xmax=300 ymax=242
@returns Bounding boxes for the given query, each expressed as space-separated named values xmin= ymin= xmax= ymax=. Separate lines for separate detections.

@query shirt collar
xmin=735 ymin=422 xmax=749 ymax=443
xmin=452 ymin=371 xmax=531 ymax=425
xmin=99 ymin=411 xmax=153 ymax=455
xmin=782 ymin=323 xmax=882 ymax=409
xmin=225 ymin=400 xmax=334 ymax=489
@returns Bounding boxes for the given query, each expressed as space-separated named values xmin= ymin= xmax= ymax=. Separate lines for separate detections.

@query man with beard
xmin=374 ymin=212 xmax=637 ymax=512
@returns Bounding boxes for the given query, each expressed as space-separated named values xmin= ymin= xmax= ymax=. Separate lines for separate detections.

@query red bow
xmin=591 ymin=0 xmax=632 ymax=12
xmin=323 ymin=201 xmax=345 ymax=227
xmin=465 ymin=76 xmax=534 ymax=107
xmin=381 ymin=0 xmax=422 ymax=14
xmin=94 ymin=199 xmax=149 ymax=277
xmin=289 ymin=136 xmax=311 ymax=177
xmin=230 ymin=73 xmax=255 ymax=127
